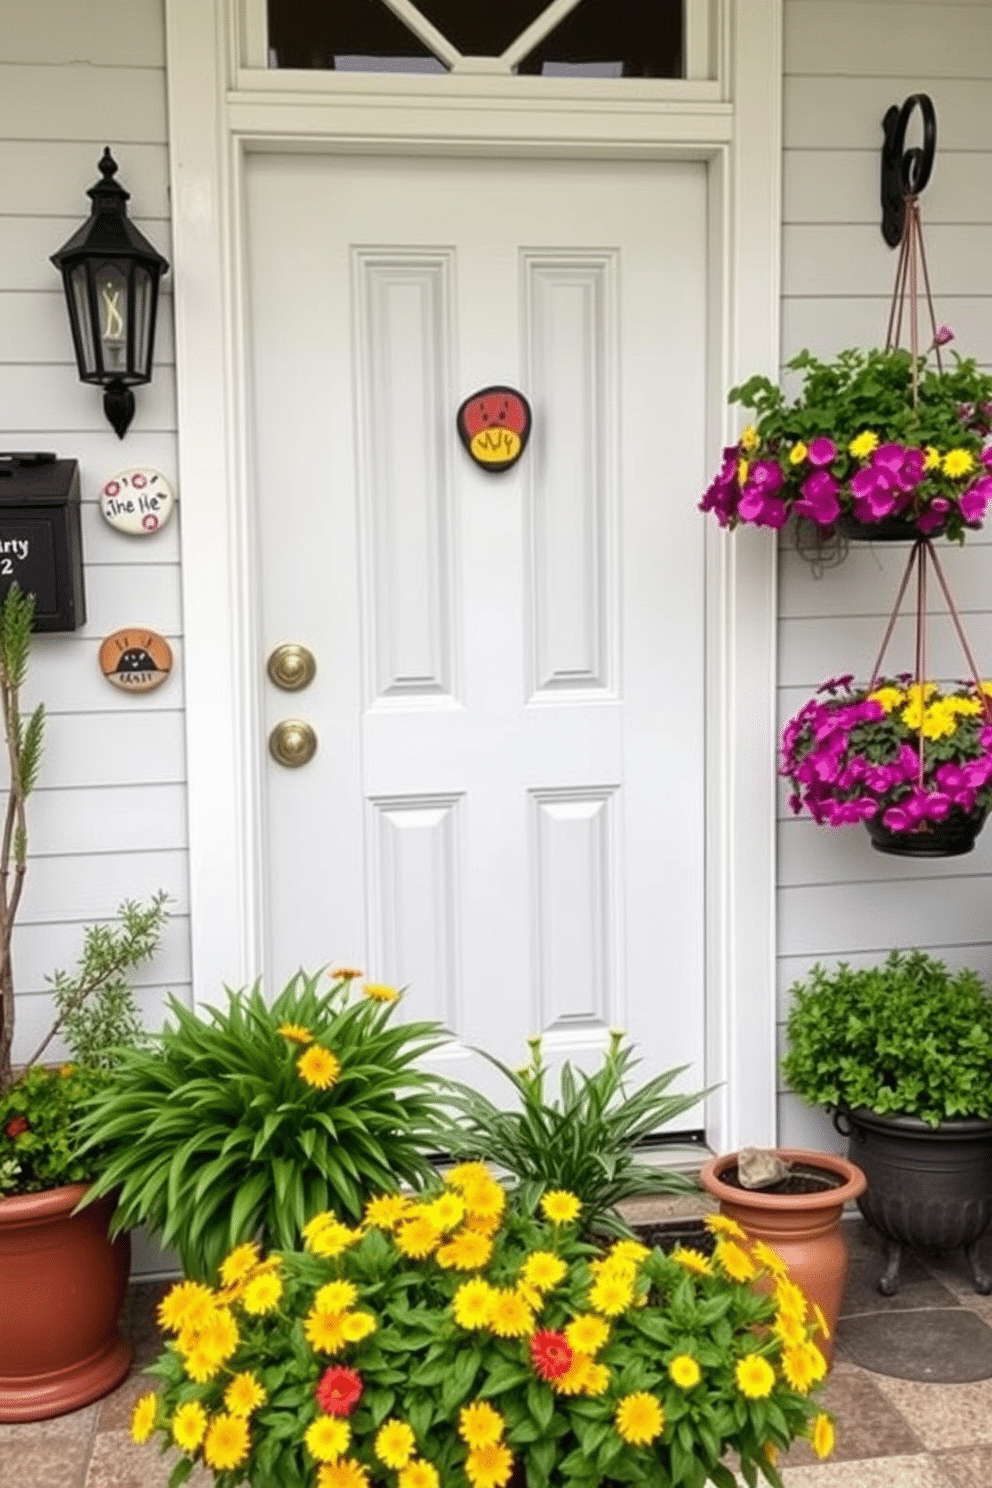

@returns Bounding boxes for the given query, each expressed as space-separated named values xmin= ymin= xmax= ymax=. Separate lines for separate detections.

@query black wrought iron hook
xmin=881 ymin=93 xmax=937 ymax=246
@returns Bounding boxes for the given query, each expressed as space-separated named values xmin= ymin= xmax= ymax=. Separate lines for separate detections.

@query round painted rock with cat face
xmin=99 ymin=628 xmax=173 ymax=692
xmin=457 ymin=386 xmax=532 ymax=472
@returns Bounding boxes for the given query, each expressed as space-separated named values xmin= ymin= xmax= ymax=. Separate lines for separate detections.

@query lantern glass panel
xmin=68 ymin=263 xmax=97 ymax=377
xmin=132 ymin=265 xmax=154 ymax=381
xmin=97 ymin=262 xmax=129 ymax=376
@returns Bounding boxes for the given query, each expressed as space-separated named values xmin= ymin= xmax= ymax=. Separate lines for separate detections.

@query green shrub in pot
xmin=781 ymin=948 xmax=992 ymax=1127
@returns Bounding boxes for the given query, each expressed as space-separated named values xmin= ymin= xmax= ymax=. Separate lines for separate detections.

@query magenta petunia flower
xmin=807 ymin=436 xmax=836 ymax=467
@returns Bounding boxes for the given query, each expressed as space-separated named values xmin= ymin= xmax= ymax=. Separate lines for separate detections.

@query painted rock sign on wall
xmin=100 ymin=469 xmax=175 ymax=535
xmin=456 ymin=386 xmax=532 ymax=472
xmin=99 ymin=629 xmax=173 ymax=692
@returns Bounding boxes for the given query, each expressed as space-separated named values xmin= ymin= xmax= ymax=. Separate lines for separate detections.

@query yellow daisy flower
xmin=316 ymin=1280 xmax=359 ymax=1313
xmin=224 ymin=1371 xmax=267 ymax=1416
xmin=305 ymin=1308 xmax=348 ymax=1353
xmin=458 ymin=1401 xmax=505 ymax=1449
xmin=849 ymin=430 xmax=879 ymax=458
xmin=740 ymin=424 xmax=759 ymax=452
xmin=464 ymin=1443 xmax=514 ymax=1488
xmin=306 ymin=1416 xmax=352 ymax=1463
xmin=436 ymin=1231 xmax=493 ymax=1271
xmin=614 ymin=1392 xmax=665 ymax=1446
xmin=812 ymin=1412 xmax=836 ymax=1460
xmin=364 ymin=1193 xmax=412 ymax=1229
xmin=868 ymin=685 xmax=905 ymax=713
xmin=298 ymin=1045 xmax=342 ymax=1090
xmin=735 ymin=1354 xmax=776 ymax=1398
xmin=203 ymin=1413 xmax=251 ymax=1471
xmin=426 ymin=1193 xmax=466 ymax=1231
xmin=172 ymin=1400 xmax=207 ymax=1451
xmin=738 ymin=457 xmax=750 ymax=485
xmin=461 ymin=1179 xmax=506 ymax=1221
xmin=669 ymin=1355 xmax=701 ymax=1389
xmin=399 ymin=1461 xmax=440 ymax=1488
xmin=788 ymin=440 xmax=808 ymax=464
xmin=609 ymin=1240 xmax=651 ymax=1264
xmin=565 ymin=1313 xmax=610 ymax=1355
xmin=453 ymin=1279 xmax=497 ymax=1330
xmin=773 ymin=1311 xmax=806 ymax=1348
xmin=750 ymin=1239 xmax=788 ymax=1276
xmin=341 ymin=1312 xmax=376 ymax=1343
xmin=277 ymin=1021 xmax=313 ymax=1044
xmin=444 ymin=1161 xmax=494 ymax=1189
xmin=394 ymin=1215 xmax=443 ymax=1259
xmin=329 ymin=966 xmax=364 ymax=980
xmin=669 ymin=1246 xmax=712 ymax=1277
xmin=219 ymin=1241 xmax=262 ymax=1288
xmin=520 ymin=1251 xmax=567 ymax=1290
xmin=943 ymin=448 xmax=975 ymax=478
xmin=374 ymin=1419 xmax=417 ymax=1469
xmin=775 ymin=1277 xmax=808 ymax=1322
xmin=363 ymin=982 xmax=400 ymax=1002
xmin=923 ymin=445 xmax=941 ymax=470
xmin=715 ymin=1239 xmax=757 ymax=1283
xmin=157 ymin=1280 xmax=216 ymax=1333
xmin=488 ymin=1288 xmax=535 ymax=1338
xmin=540 ymin=1190 xmax=581 ymax=1224
xmin=307 ymin=1219 xmax=360 ymax=1258
xmin=705 ymin=1213 xmax=748 ymax=1241
xmin=130 ymin=1392 xmax=157 ymax=1444
xmin=589 ymin=1273 xmax=634 ymax=1317
xmin=242 ymin=1271 xmax=283 ymax=1315
xmin=318 ymin=1456 xmax=370 ymax=1488
xmin=180 ymin=1346 xmax=221 ymax=1383
xmin=578 ymin=1360 xmax=611 ymax=1397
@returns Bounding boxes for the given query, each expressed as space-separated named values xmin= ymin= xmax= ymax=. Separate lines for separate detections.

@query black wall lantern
xmin=50 ymin=148 xmax=169 ymax=438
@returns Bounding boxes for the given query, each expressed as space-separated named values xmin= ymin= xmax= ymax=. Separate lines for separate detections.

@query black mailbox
xmin=0 ymin=453 xmax=86 ymax=632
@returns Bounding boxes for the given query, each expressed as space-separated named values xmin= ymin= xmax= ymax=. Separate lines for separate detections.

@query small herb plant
xmin=435 ymin=1030 xmax=705 ymax=1237
xmin=781 ymin=949 xmax=992 ymax=1128
xmin=699 ymin=342 xmax=992 ymax=541
xmin=0 ymin=894 xmax=170 ymax=1194
xmin=77 ymin=970 xmax=451 ymax=1279
xmin=130 ymin=1170 xmax=835 ymax=1488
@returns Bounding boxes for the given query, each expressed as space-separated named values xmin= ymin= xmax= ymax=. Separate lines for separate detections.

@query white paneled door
xmin=245 ymin=152 xmax=707 ymax=1106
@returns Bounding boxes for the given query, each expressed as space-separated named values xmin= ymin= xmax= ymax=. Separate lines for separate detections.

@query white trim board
xmin=164 ymin=0 xmax=781 ymax=1153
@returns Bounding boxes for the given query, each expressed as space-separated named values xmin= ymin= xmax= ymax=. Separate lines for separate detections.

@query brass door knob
xmin=267 ymin=643 xmax=317 ymax=692
xmin=269 ymin=719 xmax=318 ymax=768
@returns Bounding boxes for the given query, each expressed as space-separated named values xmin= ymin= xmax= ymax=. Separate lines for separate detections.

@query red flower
xmin=4 ymin=1115 xmax=29 ymax=1139
xmin=530 ymin=1330 xmax=573 ymax=1381
xmin=315 ymin=1365 xmax=363 ymax=1416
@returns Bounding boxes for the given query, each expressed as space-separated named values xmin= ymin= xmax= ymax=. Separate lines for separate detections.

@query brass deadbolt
xmin=267 ymin=643 xmax=317 ymax=692
xmin=268 ymin=719 xmax=318 ymax=768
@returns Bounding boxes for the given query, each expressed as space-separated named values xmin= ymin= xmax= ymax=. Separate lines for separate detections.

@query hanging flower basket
xmin=701 ymin=185 xmax=992 ymax=543
xmin=781 ymin=675 xmax=992 ymax=854
xmin=699 ymin=344 xmax=992 ymax=542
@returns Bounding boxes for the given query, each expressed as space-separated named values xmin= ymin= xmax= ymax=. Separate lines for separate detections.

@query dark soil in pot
xmin=718 ymin=1162 xmax=843 ymax=1196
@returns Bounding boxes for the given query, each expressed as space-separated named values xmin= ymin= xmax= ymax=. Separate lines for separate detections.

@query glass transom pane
xmin=266 ymin=0 xmax=685 ymax=77
xmin=267 ymin=0 xmax=448 ymax=72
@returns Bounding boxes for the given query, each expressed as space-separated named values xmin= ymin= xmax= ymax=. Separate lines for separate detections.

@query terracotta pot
xmin=699 ymin=1148 xmax=866 ymax=1365
xmin=0 ymin=1182 xmax=132 ymax=1422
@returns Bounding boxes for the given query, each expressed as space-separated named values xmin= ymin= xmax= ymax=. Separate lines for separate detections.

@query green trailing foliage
xmin=76 ymin=969 xmax=452 ymax=1280
xmin=781 ymin=949 xmax=992 ymax=1128
xmin=435 ymin=1030 xmax=706 ymax=1237
xmin=0 ymin=895 xmax=169 ymax=1194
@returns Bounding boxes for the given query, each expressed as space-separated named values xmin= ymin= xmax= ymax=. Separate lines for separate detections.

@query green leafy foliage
xmin=433 ymin=1031 xmax=706 ymax=1237
xmin=781 ymin=950 xmax=992 ymax=1127
xmin=76 ymin=970 xmax=452 ymax=1279
xmin=0 ymin=1063 xmax=111 ymax=1192
xmin=0 ymin=895 xmax=168 ymax=1193
xmin=135 ymin=1175 xmax=830 ymax=1488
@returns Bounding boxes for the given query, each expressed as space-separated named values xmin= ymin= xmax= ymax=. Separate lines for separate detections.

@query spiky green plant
xmin=76 ymin=970 xmax=452 ymax=1279
xmin=0 ymin=583 xmax=44 ymax=1095
xmin=434 ymin=1030 xmax=706 ymax=1237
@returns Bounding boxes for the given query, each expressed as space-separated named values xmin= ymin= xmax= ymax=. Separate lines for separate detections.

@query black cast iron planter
xmin=835 ymin=1106 xmax=992 ymax=1295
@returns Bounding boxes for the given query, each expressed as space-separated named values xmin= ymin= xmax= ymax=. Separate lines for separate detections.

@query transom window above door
xmin=266 ymin=0 xmax=685 ymax=77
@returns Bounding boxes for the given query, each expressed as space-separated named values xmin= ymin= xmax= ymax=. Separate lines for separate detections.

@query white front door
xmin=245 ymin=151 xmax=707 ymax=1106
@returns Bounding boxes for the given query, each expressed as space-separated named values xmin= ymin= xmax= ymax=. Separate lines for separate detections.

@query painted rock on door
xmin=456 ymin=386 xmax=532 ymax=472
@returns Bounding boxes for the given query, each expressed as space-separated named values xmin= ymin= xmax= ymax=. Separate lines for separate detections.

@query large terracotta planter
xmin=0 ymin=1182 xmax=132 ymax=1422
xmin=699 ymin=1149 xmax=866 ymax=1365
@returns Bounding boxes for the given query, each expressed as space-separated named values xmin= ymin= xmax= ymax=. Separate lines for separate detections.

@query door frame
xmin=163 ymin=0 xmax=783 ymax=1151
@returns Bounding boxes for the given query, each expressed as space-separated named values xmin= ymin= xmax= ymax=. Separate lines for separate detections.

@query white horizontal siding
xmin=777 ymin=0 xmax=992 ymax=1150
xmin=2 ymin=2 xmax=191 ymax=1280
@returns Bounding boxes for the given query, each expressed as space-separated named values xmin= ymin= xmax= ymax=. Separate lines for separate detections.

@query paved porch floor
xmin=4 ymin=1218 xmax=992 ymax=1488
